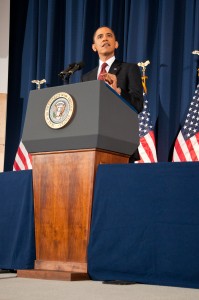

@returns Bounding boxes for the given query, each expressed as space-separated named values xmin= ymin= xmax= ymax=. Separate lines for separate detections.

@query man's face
xmin=92 ymin=27 xmax=118 ymax=58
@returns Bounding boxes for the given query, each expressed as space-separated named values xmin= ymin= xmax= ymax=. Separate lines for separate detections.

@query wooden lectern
xmin=17 ymin=80 xmax=139 ymax=280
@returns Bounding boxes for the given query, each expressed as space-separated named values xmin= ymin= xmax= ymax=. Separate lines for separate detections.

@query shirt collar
xmin=99 ymin=56 xmax=115 ymax=68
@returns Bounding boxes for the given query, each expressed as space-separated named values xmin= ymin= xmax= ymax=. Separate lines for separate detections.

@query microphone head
xmin=58 ymin=61 xmax=85 ymax=78
xmin=76 ymin=61 xmax=85 ymax=70
xmin=58 ymin=63 xmax=76 ymax=77
xmin=68 ymin=62 xmax=76 ymax=69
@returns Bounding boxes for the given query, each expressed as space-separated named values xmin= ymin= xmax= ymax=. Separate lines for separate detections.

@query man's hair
xmin=93 ymin=26 xmax=117 ymax=42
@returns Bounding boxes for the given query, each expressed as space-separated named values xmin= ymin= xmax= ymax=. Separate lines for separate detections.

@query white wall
xmin=0 ymin=0 xmax=10 ymax=171
xmin=0 ymin=0 xmax=10 ymax=93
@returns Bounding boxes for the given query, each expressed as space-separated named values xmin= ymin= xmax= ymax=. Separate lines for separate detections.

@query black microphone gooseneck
xmin=58 ymin=63 xmax=76 ymax=78
xmin=58 ymin=61 xmax=85 ymax=84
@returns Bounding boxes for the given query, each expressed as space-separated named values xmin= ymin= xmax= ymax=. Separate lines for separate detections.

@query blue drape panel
xmin=5 ymin=0 xmax=199 ymax=170
xmin=88 ymin=163 xmax=199 ymax=288
xmin=0 ymin=170 xmax=35 ymax=269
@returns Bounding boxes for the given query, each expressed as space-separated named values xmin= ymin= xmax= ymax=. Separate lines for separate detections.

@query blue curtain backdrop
xmin=5 ymin=0 xmax=199 ymax=170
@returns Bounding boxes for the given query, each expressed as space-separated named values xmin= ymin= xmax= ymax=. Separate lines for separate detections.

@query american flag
xmin=172 ymin=84 xmax=199 ymax=162
xmin=136 ymin=93 xmax=157 ymax=163
xmin=13 ymin=141 xmax=32 ymax=171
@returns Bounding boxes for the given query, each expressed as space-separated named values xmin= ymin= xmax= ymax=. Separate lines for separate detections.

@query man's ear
xmin=92 ymin=44 xmax=97 ymax=52
xmin=115 ymin=41 xmax=119 ymax=49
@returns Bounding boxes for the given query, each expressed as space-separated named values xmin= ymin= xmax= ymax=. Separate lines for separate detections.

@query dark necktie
xmin=98 ymin=62 xmax=108 ymax=80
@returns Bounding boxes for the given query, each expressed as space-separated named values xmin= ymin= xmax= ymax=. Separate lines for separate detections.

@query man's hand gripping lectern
xmin=17 ymin=80 xmax=139 ymax=281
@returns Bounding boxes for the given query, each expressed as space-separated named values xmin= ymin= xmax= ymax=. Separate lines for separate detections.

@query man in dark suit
xmin=82 ymin=26 xmax=143 ymax=161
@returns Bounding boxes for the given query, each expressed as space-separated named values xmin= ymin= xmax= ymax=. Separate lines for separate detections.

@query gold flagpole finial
xmin=31 ymin=79 xmax=46 ymax=89
xmin=137 ymin=60 xmax=150 ymax=94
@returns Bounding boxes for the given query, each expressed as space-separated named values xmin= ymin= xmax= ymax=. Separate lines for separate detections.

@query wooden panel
xmin=35 ymin=260 xmax=87 ymax=273
xmin=94 ymin=149 xmax=129 ymax=166
xmin=32 ymin=150 xmax=96 ymax=264
xmin=27 ymin=148 xmax=129 ymax=280
xmin=17 ymin=270 xmax=90 ymax=281
xmin=0 ymin=93 xmax=7 ymax=172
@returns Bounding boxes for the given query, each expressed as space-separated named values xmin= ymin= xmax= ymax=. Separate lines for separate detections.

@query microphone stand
xmin=63 ymin=74 xmax=70 ymax=85
xmin=58 ymin=64 xmax=76 ymax=85
xmin=59 ymin=72 xmax=71 ymax=85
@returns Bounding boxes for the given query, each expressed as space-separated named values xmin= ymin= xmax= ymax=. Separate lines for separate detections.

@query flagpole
xmin=192 ymin=50 xmax=199 ymax=78
xmin=137 ymin=60 xmax=150 ymax=94
xmin=136 ymin=60 xmax=158 ymax=163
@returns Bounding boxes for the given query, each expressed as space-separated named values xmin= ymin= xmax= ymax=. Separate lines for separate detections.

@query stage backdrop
xmin=4 ymin=0 xmax=199 ymax=170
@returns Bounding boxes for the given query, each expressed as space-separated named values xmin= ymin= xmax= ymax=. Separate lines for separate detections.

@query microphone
xmin=67 ymin=61 xmax=85 ymax=75
xmin=58 ymin=61 xmax=85 ymax=78
xmin=58 ymin=62 xmax=76 ymax=77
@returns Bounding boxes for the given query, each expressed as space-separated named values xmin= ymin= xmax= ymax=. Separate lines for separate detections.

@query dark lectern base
xmin=17 ymin=269 xmax=90 ymax=281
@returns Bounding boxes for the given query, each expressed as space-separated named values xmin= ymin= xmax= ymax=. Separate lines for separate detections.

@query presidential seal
xmin=45 ymin=92 xmax=74 ymax=129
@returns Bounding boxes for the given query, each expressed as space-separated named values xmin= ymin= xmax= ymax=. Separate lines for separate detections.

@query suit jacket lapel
xmin=109 ymin=60 xmax=122 ymax=75
xmin=89 ymin=67 xmax=98 ymax=80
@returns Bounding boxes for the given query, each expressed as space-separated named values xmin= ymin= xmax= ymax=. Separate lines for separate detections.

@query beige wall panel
xmin=0 ymin=93 xmax=7 ymax=171
xmin=0 ymin=0 xmax=10 ymax=93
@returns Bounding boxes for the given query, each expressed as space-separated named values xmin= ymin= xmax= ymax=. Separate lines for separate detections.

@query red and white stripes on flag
xmin=137 ymin=131 xmax=157 ymax=163
xmin=172 ymin=131 xmax=199 ymax=161
xmin=172 ymin=84 xmax=199 ymax=162
xmin=13 ymin=141 xmax=32 ymax=171
xmin=136 ymin=93 xmax=157 ymax=163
